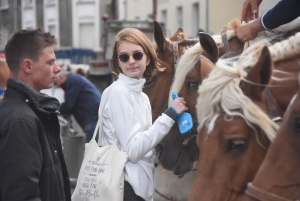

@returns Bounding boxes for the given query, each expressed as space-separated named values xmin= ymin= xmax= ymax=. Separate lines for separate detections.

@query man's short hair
xmin=4 ymin=28 xmax=57 ymax=74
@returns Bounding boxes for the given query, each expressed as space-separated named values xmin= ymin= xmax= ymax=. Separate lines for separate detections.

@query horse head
xmin=154 ymin=33 xmax=218 ymax=176
xmin=245 ymin=35 xmax=300 ymax=201
xmin=143 ymin=21 xmax=198 ymax=122
xmin=245 ymin=77 xmax=300 ymax=201
xmin=188 ymin=44 xmax=279 ymax=201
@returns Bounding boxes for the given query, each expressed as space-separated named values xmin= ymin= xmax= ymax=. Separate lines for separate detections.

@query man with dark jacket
xmin=55 ymin=72 xmax=101 ymax=143
xmin=0 ymin=28 xmax=71 ymax=201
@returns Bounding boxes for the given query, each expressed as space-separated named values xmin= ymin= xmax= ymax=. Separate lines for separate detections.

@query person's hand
xmin=241 ymin=0 xmax=262 ymax=23
xmin=236 ymin=18 xmax=264 ymax=42
xmin=170 ymin=97 xmax=188 ymax=115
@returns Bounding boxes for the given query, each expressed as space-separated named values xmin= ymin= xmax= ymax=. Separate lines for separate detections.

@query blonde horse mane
xmin=196 ymin=45 xmax=278 ymax=142
xmin=167 ymin=42 xmax=204 ymax=105
xmin=269 ymin=32 xmax=300 ymax=62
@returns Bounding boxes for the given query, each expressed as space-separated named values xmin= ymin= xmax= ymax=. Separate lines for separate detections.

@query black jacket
xmin=0 ymin=77 xmax=71 ymax=201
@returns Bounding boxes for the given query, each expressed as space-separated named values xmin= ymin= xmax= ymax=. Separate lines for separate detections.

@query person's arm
xmin=0 ymin=120 xmax=42 ymax=200
xmin=241 ymin=0 xmax=262 ymax=22
xmin=103 ymin=86 xmax=186 ymax=163
xmin=262 ymin=0 xmax=300 ymax=30
xmin=237 ymin=0 xmax=300 ymax=42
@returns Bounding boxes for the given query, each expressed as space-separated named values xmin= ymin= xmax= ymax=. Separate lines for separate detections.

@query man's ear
xmin=21 ymin=59 xmax=33 ymax=74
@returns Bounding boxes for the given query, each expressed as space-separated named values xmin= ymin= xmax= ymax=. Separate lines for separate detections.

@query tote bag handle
xmin=90 ymin=83 xmax=119 ymax=146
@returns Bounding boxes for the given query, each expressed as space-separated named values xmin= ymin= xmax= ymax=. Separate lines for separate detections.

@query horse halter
xmin=172 ymin=41 xmax=179 ymax=67
xmin=182 ymin=123 xmax=198 ymax=145
xmin=246 ymin=183 xmax=299 ymax=201
xmin=221 ymin=33 xmax=233 ymax=58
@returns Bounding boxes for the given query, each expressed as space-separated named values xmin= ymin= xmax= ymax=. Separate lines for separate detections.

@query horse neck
xmin=269 ymin=58 xmax=300 ymax=115
xmin=247 ymin=134 xmax=300 ymax=200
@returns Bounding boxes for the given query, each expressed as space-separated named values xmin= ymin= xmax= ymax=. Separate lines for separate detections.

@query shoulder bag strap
xmin=91 ymin=83 xmax=117 ymax=145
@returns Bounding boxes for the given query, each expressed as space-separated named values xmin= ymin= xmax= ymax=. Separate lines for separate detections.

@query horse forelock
xmin=168 ymin=42 xmax=204 ymax=105
xmin=222 ymin=18 xmax=241 ymax=39
xmin=228 ymin=18 xmax=241 ymax=30
xmin=196 ymin=57 xmax=278 ymax=142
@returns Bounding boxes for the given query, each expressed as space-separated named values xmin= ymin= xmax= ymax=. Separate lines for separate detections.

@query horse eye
xmin=187 ymin=82 xmax=199 ymax=89
xmin=228 ymin=138 xmax=247 ymax=152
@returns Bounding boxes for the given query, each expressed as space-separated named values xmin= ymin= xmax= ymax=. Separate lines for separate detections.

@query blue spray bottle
xmin=171 ymin=92 xmax=193 ymax=134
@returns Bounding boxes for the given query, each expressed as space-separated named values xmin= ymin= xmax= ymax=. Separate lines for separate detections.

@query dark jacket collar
xmin=5 ymin=77 xmax=60 ymax=115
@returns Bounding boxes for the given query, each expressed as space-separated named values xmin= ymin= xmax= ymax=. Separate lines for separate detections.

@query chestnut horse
xmin=188 ymin=32 xmax=300 ymax=200
xmin=245 ymin=75 xmax=300 ymax=201
xmin=154 ymin=32 xmax=220 ymax=175
xmin=154 ymin=19 xmax=248 ymax=175
xmin=143 ymin=21 xmax=198 ymax=122
xmin=0 ymin=61 xmax=10 ymax=100
xmin=154 ymin=18 xmax=300 ymax=176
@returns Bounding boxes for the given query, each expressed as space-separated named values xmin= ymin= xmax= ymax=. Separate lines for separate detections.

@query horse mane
xmin=178 ymin=38 xmax=199 ymax=47
xmin=195 ymin=46 xmax=278 ymax=142
xmin=225 ymin=18 xmax=241 ymax=31
xmin=269 ymin=32 xmax=300 ymax=62
xmin=168 ymin=42 xmax=204 ymax=105
xmin=222 ymin=18 xmax=241 ymax=40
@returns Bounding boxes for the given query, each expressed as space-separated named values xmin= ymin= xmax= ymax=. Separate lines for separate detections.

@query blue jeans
xmin=83 ymin=121 xmax=98 ymax=143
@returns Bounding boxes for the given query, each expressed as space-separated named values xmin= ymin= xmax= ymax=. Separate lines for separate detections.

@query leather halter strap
xmin=154 ymin=41 xmax=180 ymax=121
xmin=221 ymin=33 xmax=232 ymax=58
xmin=264 ymin=88 xmax=282 ymax=125
xmin=246 ymin=183 xmax=298 ymax=201
xmin=172 ymin=41 xmax=179 ymax=66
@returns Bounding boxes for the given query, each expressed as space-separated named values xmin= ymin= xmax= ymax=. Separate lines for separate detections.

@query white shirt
xmin=98 ymin=73 xmax=175 ymax=201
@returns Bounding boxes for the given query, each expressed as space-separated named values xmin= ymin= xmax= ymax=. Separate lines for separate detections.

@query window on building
xmin=0 ymin=0 xmax=9 ymax=9
xmin=176 ymin=6 xmax=182 ymax=29
xmin=0 ymin=26 xmax=9 ymax=49
xmin=24 ymin=0 xmax=33 ymax=6
xmin=192 ymin=3 xmax=200 ymax=37
xmin=79 ymin=23 xmax=95 ymax=48
xmin=161 ymin=10 xmax=167 ymax=29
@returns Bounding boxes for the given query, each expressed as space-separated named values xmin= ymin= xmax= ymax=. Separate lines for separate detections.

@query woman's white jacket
xmin=98 ymin=73 xmax=175 ymax=201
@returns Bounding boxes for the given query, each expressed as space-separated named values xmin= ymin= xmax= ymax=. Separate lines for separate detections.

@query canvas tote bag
xmin=72 ymin=84 xmax=128 ymax=201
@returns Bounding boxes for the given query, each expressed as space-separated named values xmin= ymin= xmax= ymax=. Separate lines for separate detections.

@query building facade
xmin=0 ymin=0 xmax=114 ymax=51
xmin=125 ymin=0 xmax=280 ymax=38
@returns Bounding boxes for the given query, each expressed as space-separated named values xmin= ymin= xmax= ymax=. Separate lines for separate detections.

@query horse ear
xmin=169 ymin=28 xmax=184 ymax=41
xmin=198 ymin=32 xmax=219 ymax=63
xmin=153 ymin=21 xmax=166 ymax=52
xmin=240 ymin=46 xmax=273 ymax=101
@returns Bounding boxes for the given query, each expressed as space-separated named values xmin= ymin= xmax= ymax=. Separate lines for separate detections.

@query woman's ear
xmin=146 ymin=56 xmax=150 ymax=66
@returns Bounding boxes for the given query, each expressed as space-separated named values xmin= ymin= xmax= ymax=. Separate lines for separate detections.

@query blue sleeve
xmin=59 ymin=74 xmax=83 ymax=114
xmin=262 ymin=0 xmax=300 ymax=30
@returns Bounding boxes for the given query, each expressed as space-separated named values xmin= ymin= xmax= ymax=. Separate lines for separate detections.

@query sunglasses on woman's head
xmin=118 ymin=52 xmax=144 ymax=63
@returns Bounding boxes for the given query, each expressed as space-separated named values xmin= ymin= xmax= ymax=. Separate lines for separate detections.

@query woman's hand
xmin=170 ymin=97 xmax=188 ymax=115
xmin=236 ymin=18 xmax=264 ymax=42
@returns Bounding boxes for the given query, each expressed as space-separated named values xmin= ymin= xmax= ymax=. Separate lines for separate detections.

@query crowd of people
xmin=0 ymin=0 xmax=299 ymax=200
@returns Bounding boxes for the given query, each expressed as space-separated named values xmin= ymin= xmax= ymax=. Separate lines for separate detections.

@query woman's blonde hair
xmin=111 ymin=28 xmax=162 ymax=82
